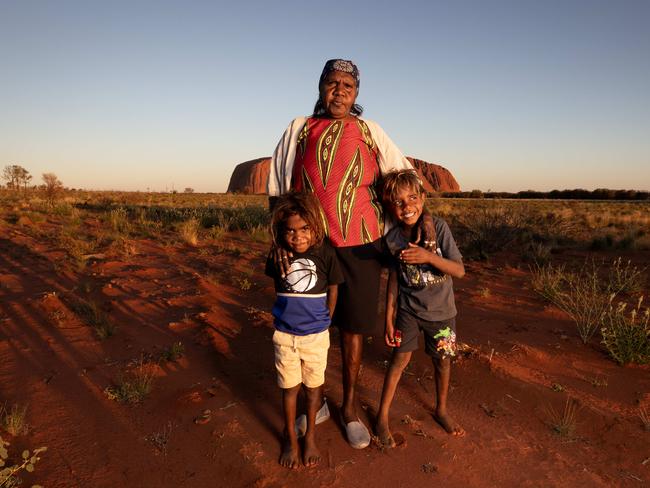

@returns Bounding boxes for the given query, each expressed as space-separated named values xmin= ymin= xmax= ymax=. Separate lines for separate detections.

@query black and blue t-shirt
xmin=265 ymin=242 xmax=344 ymax=336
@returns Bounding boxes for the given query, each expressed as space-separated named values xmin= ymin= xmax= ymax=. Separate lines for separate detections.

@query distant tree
xmin=2 ymin=164 xmax=32 ymax=191
xmin=42 ymin=173 xmax=64 ymax=204
xmin=184 ymin=187 xmax=195 ymax=193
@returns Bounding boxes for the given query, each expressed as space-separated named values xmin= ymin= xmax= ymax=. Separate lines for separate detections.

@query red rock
xmin=406 ymin=157 xmax=460 ymax=193
xmin=226 ymin=157 xmax=270 ymax=194
xmin=227 ymin=156 xmax=460 ymax=194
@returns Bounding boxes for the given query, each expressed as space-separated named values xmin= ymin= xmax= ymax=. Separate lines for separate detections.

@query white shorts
xmin=273 ymin=329 xmax=330 ymax=389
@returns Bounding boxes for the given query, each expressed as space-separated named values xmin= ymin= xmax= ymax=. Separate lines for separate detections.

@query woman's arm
xmin=268 ymin=117 xmax=307 ymax=197
xmin=385 ymin=269 xmax=399 ymax=347
xmin=327 ymin=284 xmax=338 ymax=318
xmin=399 ymin=243 xmax=465 ymax=279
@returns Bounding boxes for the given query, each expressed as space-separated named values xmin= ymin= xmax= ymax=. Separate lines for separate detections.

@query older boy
xmin=376 ymin=170 xmax=466 ymax=447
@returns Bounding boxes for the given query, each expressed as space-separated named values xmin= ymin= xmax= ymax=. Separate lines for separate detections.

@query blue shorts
xmin=396 ymin=311 xmax=457 ymax=359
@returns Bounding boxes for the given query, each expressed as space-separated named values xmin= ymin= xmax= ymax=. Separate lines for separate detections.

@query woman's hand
xmin=271 ymin=245 xmax=293 ymax=278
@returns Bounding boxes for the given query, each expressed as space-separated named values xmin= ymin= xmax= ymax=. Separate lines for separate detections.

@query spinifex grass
xmin=105 ymin=357 xmax=155 ymax=404
xmin=179 ymin=218 xmax=200 ymax=246
xmin=639 ymin=407 xmax=650 ymax=431
xmin=0 ymin=404 xmax=28 ymax=436
xmin=70 ymin=298 xmax=115 ymax=339
xmin=544 ymin=398 xmax=579 ymax=437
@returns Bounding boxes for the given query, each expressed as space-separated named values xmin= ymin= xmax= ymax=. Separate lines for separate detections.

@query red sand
xmin=1 ymin=227 xmax=648 ymax=487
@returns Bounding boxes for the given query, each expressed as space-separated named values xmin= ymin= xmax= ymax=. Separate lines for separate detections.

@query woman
xmin=269 ymin=59 xmax=427 ymax=452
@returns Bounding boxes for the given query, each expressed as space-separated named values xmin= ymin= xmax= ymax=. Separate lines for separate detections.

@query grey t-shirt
xmin=384 ymin=217 xmax=462 ymax=321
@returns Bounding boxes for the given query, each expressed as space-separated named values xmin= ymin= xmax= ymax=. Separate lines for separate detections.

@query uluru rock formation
xmin=227 ymin=156 xmax=459 ymax=194
xmin=406 ymin=157 xmax=460 ymax=193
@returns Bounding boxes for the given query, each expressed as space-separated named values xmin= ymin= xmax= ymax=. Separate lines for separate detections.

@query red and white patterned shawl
xmin=291 ymin=117 xmax=384 ymax=247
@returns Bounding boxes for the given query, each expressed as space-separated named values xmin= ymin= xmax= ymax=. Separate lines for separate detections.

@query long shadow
xmin=0 ymin=237 xmax=169 ymax=486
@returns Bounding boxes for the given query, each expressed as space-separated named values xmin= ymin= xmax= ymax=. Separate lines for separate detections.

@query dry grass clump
xmin=0 ymin=404 xmax=28 ymax=436
xmin=601 ymin=297 xmax=650 ymax=365
xmin=544 ymin=398 xmax=579 ymax=437
xmin=105 ymin=357 xmax=155 ymax=404
xmin=639 ymin=407 xmax=650 ymax=431
xmin=159 ymin=342 xmax=184 ymax=362
xmin=109 ymin=207 xmax=131 ymax=234
xmin=179 ymin=218 xmax=200 ymax=246
xmin=69 ymin=298 xmax=115 ymax=339
xmin=530 ymin=263 xmax=566 ymax=302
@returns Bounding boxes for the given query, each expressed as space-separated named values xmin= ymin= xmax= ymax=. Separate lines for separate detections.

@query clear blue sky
xmin=1 ymin=0 xmax=649 ymax=192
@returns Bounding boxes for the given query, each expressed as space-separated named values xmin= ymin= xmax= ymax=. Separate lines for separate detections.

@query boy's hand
xmin=272 ymin=245 xmax=293 ymax=277
xmin=385 ymin=323 xmax=398 ymax=348
xmin=399 ymin=243 xmax=433 ymax=265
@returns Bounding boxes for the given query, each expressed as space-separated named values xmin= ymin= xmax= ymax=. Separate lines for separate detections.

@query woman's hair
xmin=312 ymin=98 xmax=364 ymax=117
xmin=381 ymin=169 xmax=425 ymax=204
xmin=271 ymin=191 xmax=326 ymax=249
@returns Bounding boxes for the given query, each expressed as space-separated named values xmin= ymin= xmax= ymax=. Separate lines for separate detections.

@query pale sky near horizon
xmin=1 ymin=0 xmax=649 ymax=193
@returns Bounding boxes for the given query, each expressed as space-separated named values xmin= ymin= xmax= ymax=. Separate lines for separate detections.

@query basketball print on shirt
xmin=283 ymin=258 xmax=318 ymax=293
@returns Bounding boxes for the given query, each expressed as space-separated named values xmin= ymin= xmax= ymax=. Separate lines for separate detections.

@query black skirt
xmin=331 ymin=239 xmax=383 ymax=335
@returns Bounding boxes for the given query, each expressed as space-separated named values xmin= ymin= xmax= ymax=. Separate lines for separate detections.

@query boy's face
xmin=388 ymin=184 xmax=424 ymax=229
xmin=283 ymin=214 xmax=313 ymax=253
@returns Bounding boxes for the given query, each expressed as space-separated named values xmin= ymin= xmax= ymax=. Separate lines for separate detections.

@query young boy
xmin=376 ymin=170 xmax=466 ymax=447
xmin=265 ymin=191 xmax=344 ymax=468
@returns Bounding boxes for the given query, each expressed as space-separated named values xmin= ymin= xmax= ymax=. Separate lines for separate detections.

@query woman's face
xmin=319 ymin=71 xmax=358 ymax=119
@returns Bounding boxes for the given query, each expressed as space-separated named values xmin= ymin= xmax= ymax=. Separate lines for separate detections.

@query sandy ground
xmin=1 ymin=222 xmax=649 ymax=487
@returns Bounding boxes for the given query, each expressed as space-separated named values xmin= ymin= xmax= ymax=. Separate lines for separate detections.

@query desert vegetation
xmin=1 ymin=188 xmax=648 ymax=486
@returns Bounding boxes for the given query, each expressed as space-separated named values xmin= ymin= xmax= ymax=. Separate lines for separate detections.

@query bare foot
xmin=375 ymin=422 xmax=396 ymax=448
xmin=279 ymin=437 xmax=300 ymax=469
xmin=302 ymin=434 xmax=321 ymax=468
xmin=433 ymin=411 xmax=465 ymax=436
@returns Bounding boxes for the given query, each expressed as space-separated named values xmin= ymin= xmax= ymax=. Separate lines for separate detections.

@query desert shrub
xmin=455 ymin=205 xmax=525 ymax=259
xmin=590 ymin=234 xmax=615 ymax=251
xmin=0 ymin=435 xmax=46 ymax=488
xmin=532 ymin=259 xmax=644 ymax=344
xmin=601 ymin=298 xmax=650 ymax=365
xmin=69 ymin=298 xmax=115 ymax=339
xmin=178 ymin=218 xmax=200 ymax=246
xmin=542 ymin=260 xmax=614 ymax=343
xmin=109 ymin=207 xmax=130 ymax=234
xmin=51 ymin=202 xmax=76 ymax=217
xmin=105 ymin=357 xmax=155 ymax=404
xmin=0 ymin=405 xmax=28 ymax=437
xmin=530 ymin=263 xmax=566 ymax=302
xmin=609 ymin=257 xmax=646 ymax=294
xmin=248 ymin=223 xmax=270 ymax=243
xmin=207 ymin=221 xmax=230 ymax=241
xmin=524 ymin=241 xmax=552 ymax=265
xmin=160 ymin=342 xmax=184 ymax=362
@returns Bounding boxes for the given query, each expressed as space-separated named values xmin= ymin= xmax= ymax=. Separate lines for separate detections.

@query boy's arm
xmin=327 ymin=284 xmax=338 ymax=318
xmin=399 ymin=243 xmax=465 ymax=279
xmin=385 ymin=269 xmax=399 ymax=347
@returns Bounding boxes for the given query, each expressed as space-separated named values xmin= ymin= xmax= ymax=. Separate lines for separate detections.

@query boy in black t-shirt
xmin=376 ymin=170 xmax=466 ymax=448
xmin=265 ymin=192 xmax=343 ymax=468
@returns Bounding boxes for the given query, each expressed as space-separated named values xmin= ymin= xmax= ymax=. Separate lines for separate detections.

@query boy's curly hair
xmin=271 ymin=191 xmax=325 ymax=249
xmin=381 ymin=169 xmax=425 ymax=204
